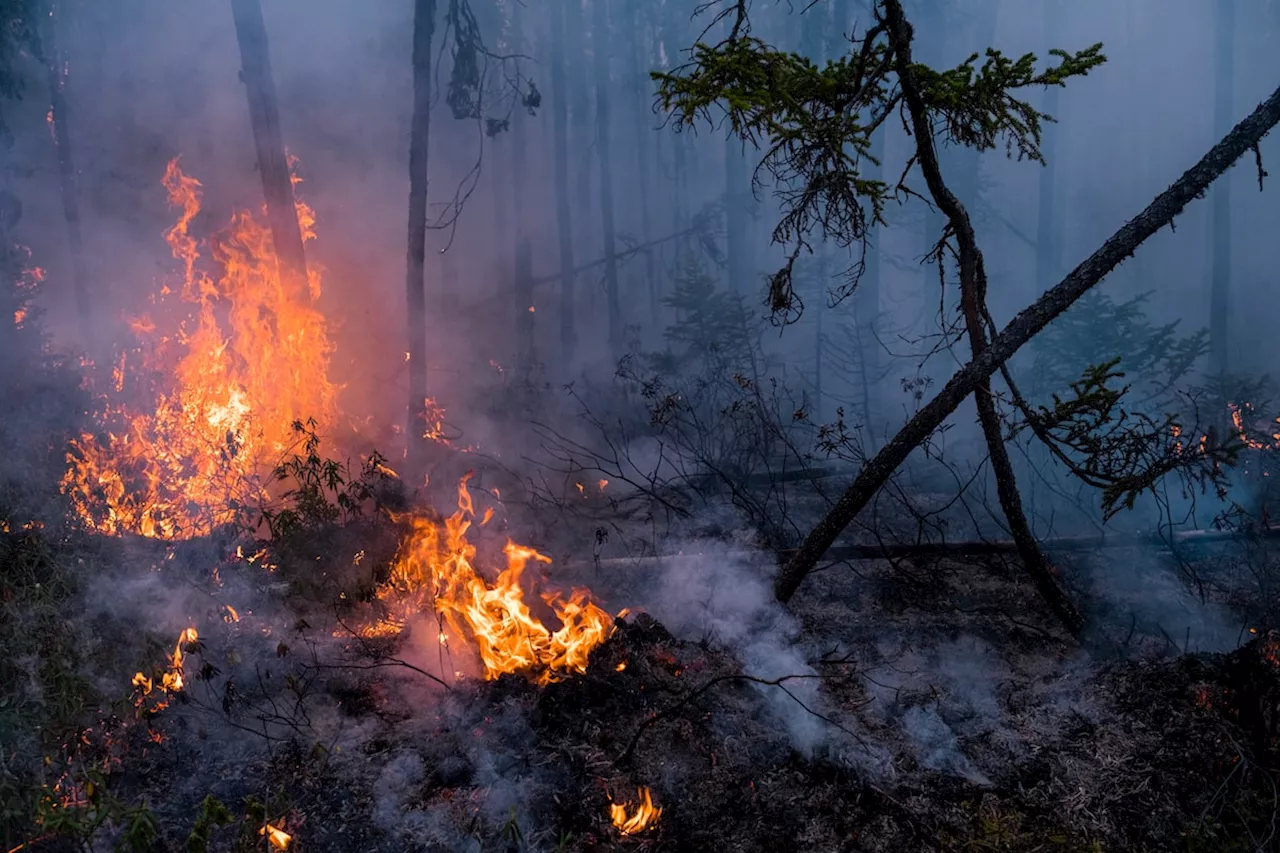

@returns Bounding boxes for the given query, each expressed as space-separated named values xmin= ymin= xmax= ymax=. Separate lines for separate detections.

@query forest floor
xmin=3 ymin=509 xmax=1280 ymax=853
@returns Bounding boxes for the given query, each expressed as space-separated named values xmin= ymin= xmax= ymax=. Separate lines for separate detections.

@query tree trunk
xmin=593 ymin=0 xmax=622 ymax=356
xmin=1036 ymin=0 xmax=1063 ymax=299
xmin=882 ymin=0 xmax=1083 ymax=637
xmin=1209 ymin=0 xmax=1235 ymax=379
xmin=404 ymin=0 xmax=436 ymax=475
xmin=230 ymin=0 xmax=309 ymax=301
xmin=39 ymin=4 xmax=92 ymax=345
xmin=515 ymin=238 xmax=535 ymax=386
xmin=775 ymin=77 xmax=1280 ymax=605
xmin=724 ymin=139 xmax=750 ymax=295
xmin=550 ymin=0 xmax=577 ymax=365
xmin=624 ymin=0 xmax=659 ymax=332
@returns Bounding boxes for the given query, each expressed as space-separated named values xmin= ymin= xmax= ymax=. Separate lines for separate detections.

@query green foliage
xmin=1015 ymin=359 xmax=1233 ymax=519
xmin=33 ymin=769 xmax=157 ymax=853
xmin=185 ymin=794 xmax=235 ymax=853
xmin=652 ymin=1 xmax=1104 ymax=321
xmin=258 ymin=419 xmax=396 ymax=538
xmin=1031 ymin=291 xmax=1207 ymax=400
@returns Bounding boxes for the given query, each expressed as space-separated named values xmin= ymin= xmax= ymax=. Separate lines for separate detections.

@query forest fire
xmin=61 ymin=158 xmax=335 ymax=539
xmin=368 ymin=474 xmax=614 ymax=684
xmin=610 ymin=787 xmax=662 ymax=836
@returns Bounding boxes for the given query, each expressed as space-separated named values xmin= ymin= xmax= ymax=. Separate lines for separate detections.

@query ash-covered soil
xmin=11 ymin=526 xmax=1280 ymax=853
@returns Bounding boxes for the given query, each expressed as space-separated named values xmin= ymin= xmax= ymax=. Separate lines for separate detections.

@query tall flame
xmin=62 ymin=158 xmax=336 ymax=538
xmin=374 ymin=475 xmax=613 ymax=684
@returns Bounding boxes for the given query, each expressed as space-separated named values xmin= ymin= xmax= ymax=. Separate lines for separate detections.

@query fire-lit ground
xmin=21 ymin=527 xmax=1280 ymax=852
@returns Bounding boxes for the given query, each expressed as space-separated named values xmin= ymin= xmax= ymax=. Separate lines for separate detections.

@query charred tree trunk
xmin=774 ymin=72 xmax=1280 ymax=605
xmin=38 ymin=4 xmax=91 ymax=345
xmin=593 ymin=0 xmax=622 ymax=356
xmin=1209 ymin=0 xmax=1235 ymax=380
xmin=230 ymin=0 xmax=309 ymax=301
xmin=549 ymin=0 xmax=577 ymax=365
xmin=884 ymin=0 xmax=1083 ymax=637
xmin=404 ymin=0 xmax=436 ymax=475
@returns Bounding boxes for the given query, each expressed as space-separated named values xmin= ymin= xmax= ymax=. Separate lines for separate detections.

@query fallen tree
xmin=775 ymin=81 xmax=1280 ymax=603
xmin=580 ymin=525 xmax=1280 ymax=575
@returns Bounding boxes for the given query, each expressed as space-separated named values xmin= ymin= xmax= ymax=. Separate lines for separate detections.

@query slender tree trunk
xmin=508 ymin=0 xmax=531 ymax=381
xmin=230 ymin=0 xmax=309 ymax=301
xmin=625 ymin=0 xmax=659 ymax=332
xmin=775 ymin=75 xmax=1280 ymax=605
xmin=405 ymin=0 xmax=436 ymax=474
xmin=515 ymin=238 xmax=535 ymax=386
xmin=39 ymin=4 xmax=91 ymax=345
xmin=724 ymin=139 xmax=750 ymax=295
xmin=1209 ymin=0 xmax=1235 ymax=380
xmin=1036 ymin=0 xmax=1063 ymax=298
xmin=593 ymin=0 xmax=622 ymax=356
xmin=883 ymin=0 xmax=1083 ymax=636
xmin=549 ymin=0 xmax=577 ymax=364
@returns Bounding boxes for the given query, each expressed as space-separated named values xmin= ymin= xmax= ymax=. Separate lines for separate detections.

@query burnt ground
xmin=7 ymin=520 xmax=1280 ymax=853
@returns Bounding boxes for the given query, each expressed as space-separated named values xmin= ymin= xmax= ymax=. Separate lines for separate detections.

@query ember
xmin=610 ymin=787 xmax=662 ymax=836
xmin=61 ymin=158 xmax=336 ymax=539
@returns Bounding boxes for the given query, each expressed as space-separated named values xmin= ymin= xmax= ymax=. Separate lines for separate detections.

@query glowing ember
xmin=610 ymin=787 xmax=662 ymax=835
xmin=371 ymin=475 xmax=613 ymax=684
xmin=259 ymin=822 xmax=292 ymax=850
xmin=62 ymin=158 xmax=336 ymax=539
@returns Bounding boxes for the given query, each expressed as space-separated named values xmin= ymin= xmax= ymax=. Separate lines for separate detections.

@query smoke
xmin=633 ymin=545 xmax=832 ymax=754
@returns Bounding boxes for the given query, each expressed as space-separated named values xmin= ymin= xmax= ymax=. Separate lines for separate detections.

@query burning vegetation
xmin=61 ymin=158 xmax=336 ymax=540
xmin=6 ymin=0 xmax=1280 ymax=851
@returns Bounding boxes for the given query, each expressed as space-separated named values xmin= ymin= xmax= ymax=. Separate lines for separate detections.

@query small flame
xmin=259 ymin=823 xmax=292 ymax=850
xmin=610 ymin=787 xmax=662 ymax=835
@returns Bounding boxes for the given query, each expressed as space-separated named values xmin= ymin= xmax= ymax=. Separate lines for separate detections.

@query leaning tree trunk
xmin=592 ymin=0 xmax=622 ymax=356
xmin=230 ymin=0 xmax=309 ymax=301
xmin=550 ymin=0 xmax=578 ymax=365
xmin=404 ymin=0 xmax=436 ymax=475
xmin=1208 ymin=0 xmax=1235 ymax=380
xmin=774 ymin=78 xmax=1280 ymax=606
xmin=39 ymin=4 xmax=91 ymax=345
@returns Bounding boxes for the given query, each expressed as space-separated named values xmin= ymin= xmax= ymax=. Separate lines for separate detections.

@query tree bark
xmin=1035 ymin=0 xmax=1063 ymax=300
xmin=775 ymin=77 xmax=1280 ymax=604
xmin=405 ymin=0 xmax=436 ymax=475
xmin=230 ymin=0 xmax=309 ymax=301
xmin=39 ymin=4 xmax=92 ymax=346
xmin=592 ymin=0 xmax=622 ymax=355
xmin=549 ymin=0 xmax=577 ymax=365
xmin=624 ymin=0 xmax=659 ymax=331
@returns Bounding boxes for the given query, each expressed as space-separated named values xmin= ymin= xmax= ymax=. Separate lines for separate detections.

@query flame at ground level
xmin=610 ymin=787 xmax=662 ymax=835
xmin=365 ymin=475 xmax=614 ymax=684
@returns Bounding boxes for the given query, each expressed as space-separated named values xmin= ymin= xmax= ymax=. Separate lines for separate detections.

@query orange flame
xmin=132 ymin=626 xmax=198 ymax=711
xmin=610 ymin=787 xmax=662 ymax=835
xmin=259 ymin=823 xmax=292 ymax=850
xmin=373 ymin=475 xmax=612 ymax=684
xmin=62 ymin=158 xmax=336 ymax=538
